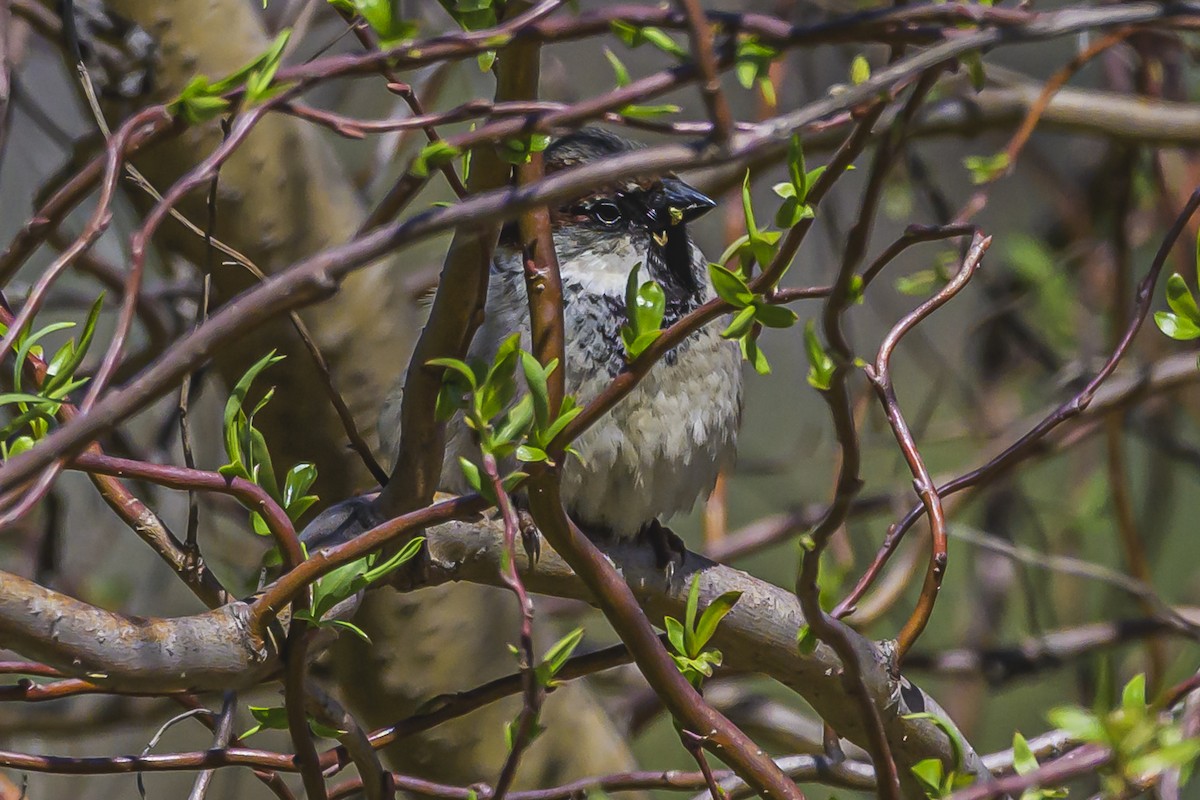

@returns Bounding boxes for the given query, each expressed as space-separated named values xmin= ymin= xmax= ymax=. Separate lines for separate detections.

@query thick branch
xmin=0 ymin=517 xmax=987 ymax=790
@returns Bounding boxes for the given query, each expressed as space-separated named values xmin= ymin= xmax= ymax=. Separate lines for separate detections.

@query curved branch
xmin=0 ymin=516 xmax=989 ymax=788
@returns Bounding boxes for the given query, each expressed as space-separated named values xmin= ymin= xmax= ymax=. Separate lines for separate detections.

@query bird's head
xmin=540 ymin=128 xmax=715 ymax=250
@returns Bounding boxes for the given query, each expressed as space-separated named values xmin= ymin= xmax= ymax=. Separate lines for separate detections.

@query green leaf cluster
xmin=609 ymin=20 xmax=686 ymax=59
xmin=430 ymin=336 xmax=583 ymax=501
xmin=1046 ymin=674 xmax=1200 ymax=796
xmin=168 ymin=30 xmax=291 ymax=124
xmin=219 ymin=352 xmax=319 ymax=541
xmin=293 ymin=535 xmax=426 ymax=642
xmin=904 ymin=712 xmax=975 ymax=798
xmin=620 ymin=264 xmax=667 ymax=359
xmin=735 ymin=37 xmax=778 ymax=105
xmin=772 ymin=136 xmax=826 ymax=230
xmin=663 ymin=576 xmax=741 ymax=689
xmin=502 ymin=628 xmax=585 ymax=754
xmin=0 ymin=296 xmax=102 ymax=460
xmin=710 ymin=261 xmax=796 ymax=376
xmin=604 ymin=49 xmax=682 ymax=119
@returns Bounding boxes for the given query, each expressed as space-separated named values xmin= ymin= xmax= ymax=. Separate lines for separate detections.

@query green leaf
xmin=618 ymin=102 xmax=681 ymax=120
xmin=775 ymin=196 xmax=814 ymax=228
xmin=741 ymin=170 xmax=758 ymax=237
xmin=734 ymin=38 xmax=777 ymax=97
xmin=717 ymin=235 xmax=751 ymax=269
xmin=1121 ymin=673 xmax=1146 ymax=711
xmin=246 ymin=705 xmax=290 ymax=734
xmin=427 ymin=357 xmax=478 ymax=390
xmin=609 ymin=21 xmax=684 ymax=58
xmin=168 ymin=77 xmax=232 ymax=125
xmin=359 ymin=536 xmax=425 ymax=585
xmin=1129 ymin=739 xmax=1200 ymax=776
xmin=458 ymin=457 xmax=484 ymax=495
xmin=904 ymin=713 xmax=966 ymax=774
xmin=1165 ymin=274 xmax=1200 ymax=324
xmin=7 ymin=435 xmax=35 ymax=458
xmin=12 ymin=321 xmax=74 ymax=391
xmin=641 ymin=27 xmax=685 ymax=58
xmin=283 ymin=462 xmax=318 ymax=509
xmin=796 ymin=623 xmax=817 ymax=654
xmin=620 ymin=265 xmax=666 ymax=358
xmin=741 ymin=334 xmax=770 ymax=375
xmin=520 ymin=353 xmax=554 ymax=429
xmin=683 ymin=575 xmax=701 ymax=658
xmin=787 ymin=134 xmax=806 ymax=194
xmin=1154 ymin=311 xmax=1200 ymax=340
xmin=804 ymin=321 xmax=835 ymax=391
xmin=850 ymin=55 xmax=870 ymax=85
xmin=721 ymin=305 xmax=757 ymax=340
xmin=353 ymin=0 xmax=418 ymax=44
xmin=324 ymin=618 xmax=372 ymax=644
xmin=896 ymin=269 xmax=940 ymax=297
xmin=1046 ymin=706 xmax=1106 ymax=744
xmin=604 ymin=48 xmax=630 ymax=87
xmin=910 ymin=759 xmax=944 ymax=794
xmin=245 ymin=30 xmax=291 ymax=106
xmin=500 ymin=133 xmax=551 ymax=165
xmin=411 ymin=140 xmax=463 ymax=178
xmin=664 ymin=617 xmax=686 ymax=660
xmin=633 ymin=276 xmax=666 ymax=334
xmin=493 ymin=395 xmax=534 ymax=449
xmin=708 ymin=264 xmax=754 ymax=308
xmin=1012 ymin=732 xmax=1039 ymax=776
xmin=44 ymin=294 xmax=102 ymax=396
xmin=0 ymin=392 xmax=60 ymax=407
xmin=753 ymin=301 xmax=797 ymax=329
xmin=963 ymin=152 xmax=1011 ymax=185
xmin=961 ymin=51 xmax=986 ymax=91
xmin=309 ymin=718 xmax=350 ymax=740
xmin=693 ymin=591 xmax=741 ymax=651
xmin=516 ymin=444 xmax=548 ymax=463
xmin=534 ymin=627 xmax=584 ymax=687
xmin=310 ymin=556 xmax=370 ymax=619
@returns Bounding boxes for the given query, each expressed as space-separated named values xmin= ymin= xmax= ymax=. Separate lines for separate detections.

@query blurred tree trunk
xmin=97 ymin=0 xmax=640 ymax=786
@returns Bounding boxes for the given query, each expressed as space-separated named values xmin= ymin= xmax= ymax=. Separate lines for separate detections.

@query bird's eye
xmin=591 ymin=201 xmax=622 ymax=226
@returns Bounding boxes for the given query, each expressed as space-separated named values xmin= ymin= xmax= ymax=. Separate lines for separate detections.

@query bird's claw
xmin=641 ymin=519 xmax=686 ymax=580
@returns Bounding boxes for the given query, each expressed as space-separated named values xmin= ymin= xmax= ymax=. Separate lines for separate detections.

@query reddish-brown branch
xmin=248 ymin=494 xmax=485 ymax=631
xmin=866 ymin=234 xmax=991 ymax=657
xmin=69 ymin=452 xmax=302 ymax=572
xmin=676 ymin=0 xmax=735 ymax=145
xmin=835 ymin=187 xmax=1200 ymax=620
xmin=523 ymin=481 xmax=805 ymax=800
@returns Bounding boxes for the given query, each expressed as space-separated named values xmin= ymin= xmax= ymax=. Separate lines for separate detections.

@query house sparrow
xmin=384 ymin=128 xmax=744 ymax=559
xmin=304 ymin=129 xmax=742 ymax=567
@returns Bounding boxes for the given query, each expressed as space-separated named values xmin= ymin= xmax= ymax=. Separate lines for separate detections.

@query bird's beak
xmin=660 ymin=178 xmax=716 ymax=226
